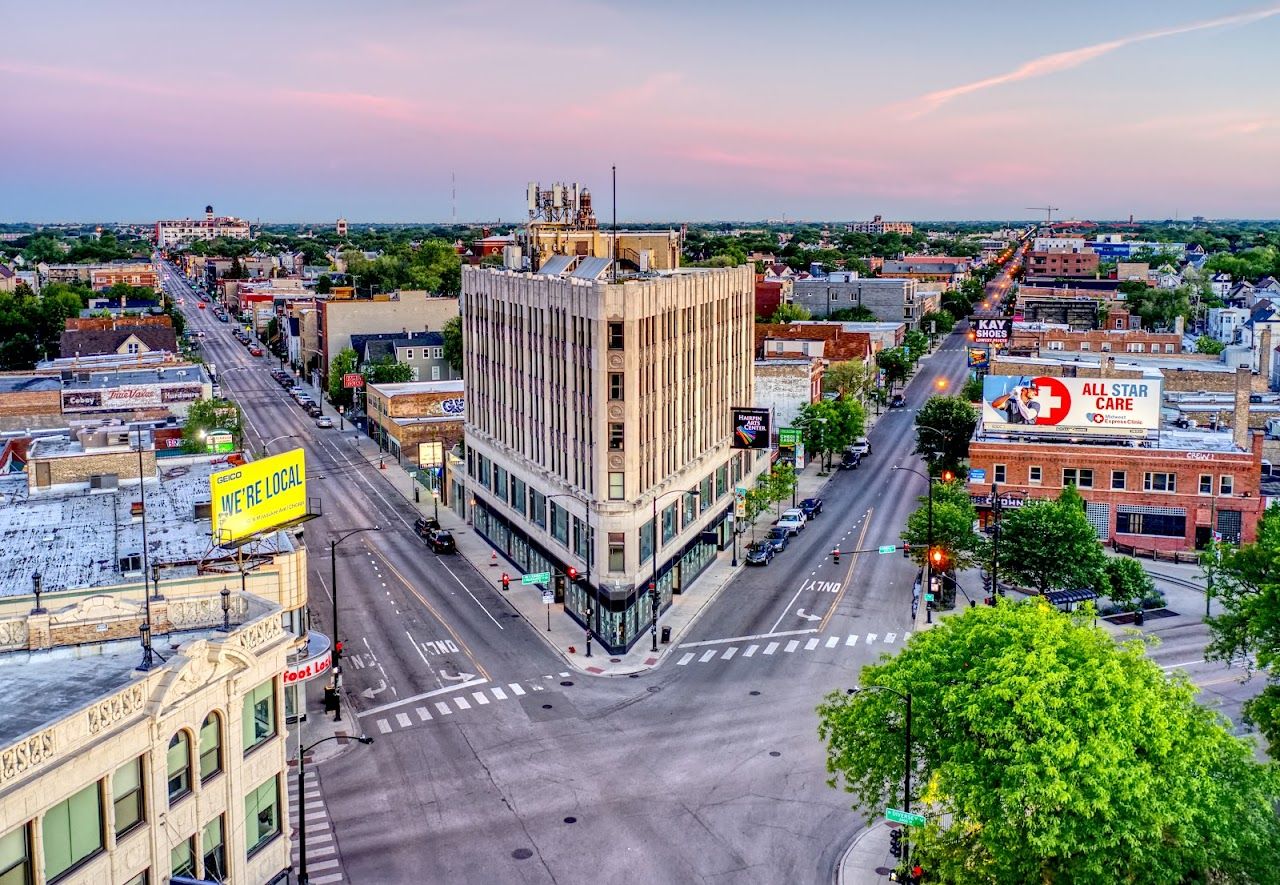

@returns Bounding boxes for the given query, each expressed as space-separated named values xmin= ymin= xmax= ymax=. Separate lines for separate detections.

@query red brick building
xmin=90 ymin=265 xmax=158 ymax=291
xmin=754 ymin=323 xmax=873 ymax=363
xmin=1026 ymin=250 xmax=1100 ymax=278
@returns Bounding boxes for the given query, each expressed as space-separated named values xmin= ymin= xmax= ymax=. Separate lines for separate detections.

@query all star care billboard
xmin=211 ymin=448 xmax=307 ymax=544
xmin=981 ymin=375 xmax=1159 ymax=439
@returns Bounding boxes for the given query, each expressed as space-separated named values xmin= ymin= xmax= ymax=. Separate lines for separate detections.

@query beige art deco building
xmin=0 ymin=589 xmax=292 ymax=884
xmin=460 ymin=261 xmax=766 ymax=652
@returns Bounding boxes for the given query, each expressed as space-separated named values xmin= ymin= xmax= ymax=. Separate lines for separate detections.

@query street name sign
xmin=878 ymin=545 xmax=896 ymax=554
xmin=522 ymin=572 xmax=551 ymax=585
xmin=885 ymin=808 xmax=926 ymax=828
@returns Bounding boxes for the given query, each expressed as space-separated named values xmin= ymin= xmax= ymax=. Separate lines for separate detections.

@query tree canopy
xmin=342 ymin=239 xmax=460 ymax=296
xmin=900 ymin=479 xmax=986 ymax=572
xmin=442 ymin=315 xmax=463 ymax=374
xmin=366 ymin=356 xmax=413 ymax=384
xmin=0 ymin=282 xmax=88 ymax=369
xmin=913 ymin=396 xmax=977 ymax=473
xmin=181 ymin=398 xmax=242 ymax=453
xmin=876 ymin=347 xmax=912 ymax=388
xmin=997 ymin=485 xmax=1105 ymax=593
xmin=327 ymin=347 xmax=358 ymax=409
xmin=794 ymin=398 xmax=865 ymax=470
xmin=818 ymin=600 xmax=1280 ymax=884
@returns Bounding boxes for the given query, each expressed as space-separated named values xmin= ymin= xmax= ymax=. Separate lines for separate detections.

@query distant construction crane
xmin=1026 ymin=205 xmax=1060 ymax=224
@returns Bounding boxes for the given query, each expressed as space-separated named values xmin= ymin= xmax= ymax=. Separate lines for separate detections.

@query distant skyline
xmin=3 ymin=1 xmax=1279 ymax=223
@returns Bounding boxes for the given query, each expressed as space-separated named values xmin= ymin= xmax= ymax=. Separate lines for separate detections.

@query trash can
xmin=661 ymin=626 xmax=671 ymax=644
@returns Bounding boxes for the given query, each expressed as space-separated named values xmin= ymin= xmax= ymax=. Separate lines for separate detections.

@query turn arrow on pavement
xmin=360 ymin=679 xmax=388 ymax=699
xmin=795 ymin=609 xmax=822 ymax=622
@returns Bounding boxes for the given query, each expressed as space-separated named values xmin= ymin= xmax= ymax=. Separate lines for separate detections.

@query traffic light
xmin=940 ymin=469 xmax=954 ymax=483
xmin=929 ymin=547 xmax=946 ymax=570
xmin=983 ymin=572 xmax=993 ymax=594
xmin=831 ymin=546 xmax=841 ymax=564
xmin=333 ymin=640 xmax=343 ymax=666
xmin=554 ymin=573 xmax=565 ymax=600
xmin=501 ymin=572 xmax=510 ymax=591
xmin=567 ymin=566 xmax=579 ymax=583
xmin=902 ymin=542 xmax=911 ymax=559
xmin=889 ymin=828 xmax=903 ymax=859
xmin=649 ymin=583 xmax=659 ymax=608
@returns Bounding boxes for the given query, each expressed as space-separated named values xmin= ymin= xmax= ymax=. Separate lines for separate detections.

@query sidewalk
xmin=838 ymin=822 xmax=899 ymax=885
xmin=293 ymin=374 xmax=873 ymax=676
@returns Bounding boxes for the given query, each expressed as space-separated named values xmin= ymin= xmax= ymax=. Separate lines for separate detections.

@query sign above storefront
xmin=283 ymin=631 xmax=333 ymax=685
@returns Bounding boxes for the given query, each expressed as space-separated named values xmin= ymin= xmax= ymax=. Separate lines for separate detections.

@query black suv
xmin=414 ymin=516 xmax=441 ymax=538
xmin=427 ymin=529 xmax=456 ymax=553
xmin=799 ymin=497 xmax=823 ymax=518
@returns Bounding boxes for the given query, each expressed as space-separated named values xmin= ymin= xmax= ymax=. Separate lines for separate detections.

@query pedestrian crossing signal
xmin=567 ymin=566 xmax=579 ymax=582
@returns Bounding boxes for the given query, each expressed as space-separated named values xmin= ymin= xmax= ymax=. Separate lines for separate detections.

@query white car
xmin=774 ymin=514 xmax=805 ymax=536
xmin=315 ymin=416 xmax=334 ymax=429
xmin=781 ymin=508 xmax=808 ymax=527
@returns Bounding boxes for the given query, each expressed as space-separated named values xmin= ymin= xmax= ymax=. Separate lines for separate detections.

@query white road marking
xmin=453 ymin=696 xmax=471 ymax=710
xmin=678 ymin=628 xmax=819 ymax=649
xmin=415 ymin=706 xmax=433 ymax=721
xmin=376 ymin=719 xmax=391 ymax=734
xmin=558 ymin=672 xmax=570 ymax=677
xmin=471 ymin=691 xmax=490 ymax=705
xmin=357 ymin=678 xmax=488 ymax=719
xmin=722 ymin=647 xmax=738 ymax=660
xmin=744 ymin=644 xmax=758 ymax=657
xmin=867 ymin=633 xmax=878 ymax=644
xmin=885 ymin=633 xmax=897 ymax=645
xmin=804 ymin=638 xmax=820 ymax=650
xmin=699 ymin=649 xmax=718 ymax=663
xmin=677 ymin=652 xmax=695 ymax=666
xmin=845 ymin=635 xmax=858 ymax=647
xmin=531 ymin=684 xmax=544 ymax=691
xmin=764 ymin=642 xmax=779 ymax=655
xmin=434 ymin=702 xmax=453 ymax=716
xmin=825 ymin=636 xmax=839 ymax=648
xmin=407 ymin=631 xmax=430 ymax=665
xmin=490 ymin=687 xmax=508 ymax=701
xmin=396 ymin=713 xmax=412 ymax=728
xmin=784 ymin=640 xmax=800 ymax=653
xmin=509 ymin=683 xmax=526 ymax=695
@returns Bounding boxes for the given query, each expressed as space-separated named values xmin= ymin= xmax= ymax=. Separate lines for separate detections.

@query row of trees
xmin=340 ymin=240 xmax=461 ymax=296
xmin=0 ymin=282 xmax=91 ymax=369
xmin=793 ymin=398 xmax=866 ymax=470
xmin=740 ymin=462 xmax=797 ymax=538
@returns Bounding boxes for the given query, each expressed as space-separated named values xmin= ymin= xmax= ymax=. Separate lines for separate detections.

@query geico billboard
xmin=210 ymin=448 xmax=307 ymax=544
xmin=981 ymin=375 xmax=1159 ymax=438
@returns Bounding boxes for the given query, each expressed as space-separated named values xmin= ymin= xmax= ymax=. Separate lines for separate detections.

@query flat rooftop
xmin=62 ymin=366 xmax=209 ymax=390
xmin=1022 ymin=351 xmax=1233 ymax=374
xmin=0 ymin=453 xmax=294 ymax=597
xmin=975 ymin=426 xmax=1248 ymax=454
xmin=993 ymin=354 xmax=1166 ymax=379
xmin=793 ymin=321 xmax=903 ymax=332
xmin=368 ymin=380 xmax=464 ymax=397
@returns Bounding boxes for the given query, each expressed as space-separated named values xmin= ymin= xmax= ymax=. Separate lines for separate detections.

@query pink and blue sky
xmin=4 ymin=0 xmax=1279 ymax=222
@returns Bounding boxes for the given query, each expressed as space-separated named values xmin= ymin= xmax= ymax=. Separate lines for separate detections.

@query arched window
xmin=199 ymin=712 xmax=223 ymax=783
xmin=166 ymin=732 xmax=191 ymax=804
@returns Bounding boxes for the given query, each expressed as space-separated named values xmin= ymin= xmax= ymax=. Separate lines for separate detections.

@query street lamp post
xmin=297 ymin=733 xmax=373 ymax=885
xmin=261 ymin=433 xmax=297 ymax=460
xmin=329 ymin=526 xmax=381 ymax=721
xmin=650 ymin=487 xmax=701 ymax=651
xmin=849 ymin=685 xmax=914 ymax=868
xmin=547 ymin=493 xmax=594 ymax=652
xmin=892 ymin=465 xmax=934 ymax=624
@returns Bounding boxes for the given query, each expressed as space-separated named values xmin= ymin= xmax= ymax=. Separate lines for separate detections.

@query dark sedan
xmin=764 ymin=527 xmax=790 ymax=553
xmin=800 ymin=497 xmax=823 ymax=518
xmin=890 ymin=393 xmax=907 ymax=408
xmin=744 ymin=543 xmax=774 ymax=566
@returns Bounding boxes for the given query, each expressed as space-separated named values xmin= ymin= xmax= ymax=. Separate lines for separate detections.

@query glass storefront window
xmin=639 ymin=519 xmax=654 ymax=565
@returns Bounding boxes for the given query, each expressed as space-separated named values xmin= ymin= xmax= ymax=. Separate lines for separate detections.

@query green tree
xmin=1205 ymin=503 xmax=1280 ymax=749
xmin=822 ymin=360 xmax=875 ymax=402
xmin=919 ymin=310 xmax=955 ymax=336
xmin=181 ymin=398 xmax=242 ymax=453
xmin=1196 ymin=334 xmax=1226 ymax=355
xmin=366 ymin=356 xmax=414 ymax=384
xmin=765 ymin=462 xmax=797 ymax=517
xmin=913 ymin=396 xmax=977 ymax=473
xmin=961 ymin=375 xmax=984 ymax=402
xmin=998 ymin=486 xmax=1106 ymax=594
xmin=900 ymin=479 xmax=986 ymax=572
xmin=817 ymin=601 xmax=1280 ymax=884
xmin=903 ymin=329 xmax=930 ymax=363
xmin=828 ymin=305 xmax=878 ymax=322
xmin=769 ymin=302 xmax=811 ymax=323
xmin=744 ymin=485 xmax=771 ymax=540
xmin=327 ymin=347 xmax=357 ymax=409
xmin=794 ymin=398 xmax=864 ymax=471
xmin=315 ymin=275 xmax=332 ymax=295
xmin=1098 ymin=556 xmax=1156 ymax=611
xmin=876 ymin=347 xmax=911 ymax=389
xmin=441 ymin=315 xmax=463 ymax=374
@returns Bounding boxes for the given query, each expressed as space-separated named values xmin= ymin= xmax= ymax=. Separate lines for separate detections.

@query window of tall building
xmin=1143 ymin=472 xmax=1176 ymax=492
xmin=1 ymin=826 xmax=31 ymax=885
xmin=242 ymin=679 xmax=277 ymax=754
xmin=607 ymin=533 xmax=625 ymax=572
xmin=494 ymin=467 xmax=508 ymax=500
xmin=530 ymin=490 xmax=547 ymax=529
xmin=662 ymin=503 xmax=677 ymax=544
xmin=639 ymin=519 xmax=654 ymax=565
xmin=550 ymin=503 xmax=569 ymax=546
xmin=1112 ymin=470 xmax=1126 ymax=490
xmin=993 ymin=464 xmax=1006 ymax=484
xmin=170 ymin=836 xmax=196 ymax=879
xmin=113 ymin=757 xmax=145 ymax=837
xmin=608 ymin=473 xmax=624 ymax=500
xmin=511 ymin=478 xmax=527 ymax=515
xmin=202 ymin=815 xmax=226 ymax=882
xmin=608 ymin=424 xmax=624 ymax=451
xmin=166 ymin=733 xmax=192 ymax=804
xmin=607 ymin=323 xmax=624 ymax=349
xmin=1199 ymin=474 xmax=1213 ymax=495
xmin=244 ymin=776 xmax=280 ymax=857
xmin=42 ymin=782 xmax=103 ymax=881
xmin=199 ymin=712 xmax=222 ymax=783
xmin=1028 ymin=465 xmax=1041 ymax=484
xmin=608 ymin=373 xmax=624 ymax=401
xmin=1220 ymin=475 xmax=1234 ymax=496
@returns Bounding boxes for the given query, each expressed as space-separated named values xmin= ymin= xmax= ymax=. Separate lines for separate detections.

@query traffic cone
xmin=490 ymin=551 xmax=497 ymax=567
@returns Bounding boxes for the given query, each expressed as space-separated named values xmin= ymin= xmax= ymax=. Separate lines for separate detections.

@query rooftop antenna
xmin=611 ymin=165 xmax=618 ymax=283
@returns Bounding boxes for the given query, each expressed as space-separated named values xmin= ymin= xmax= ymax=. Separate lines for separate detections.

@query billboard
xmin=61 ymin=383 xmax=205 ymax=414
xmin=981 ymin=375 xmax=1159 ymax=438
xmin=970 ymin=317 xmax=1011 ymax=344
xmin=343 ymin=373 xmax=365 ymax=389
xmin=731 ymin=408 xmax=771 ymax=449
xmin=966 ymin=348 xmax=990 ymax=370
xmin=210 ymin=448 xmax=307 ymax=544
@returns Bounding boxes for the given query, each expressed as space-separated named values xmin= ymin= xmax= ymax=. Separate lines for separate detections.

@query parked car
xmin=427 ymin=529 xmax=456 ymax=553
xmin=744 ymin=542 xmax=774 ymax=566
xmin=840 ymin=450 xmax=861 ymax=470
xmin=764 ymin=527 xmax=790 ymax=553
xmin=305 ymin=403 xmax=323 ymax=418
xmin=197 ymin=302 xmax=206 ymax=309
xmin=414 ymin=516 xmax=441 ymax=538
xmin=890 ymin=393 xmax=907 ymax=408
xmin=799 ymin=497 xmax=823 ymax=518
xmin=315 ymin=416 xmax=334 ymax=429
xmin=780 ymin=508 xmax=807 ymax=528
xmin=848 ymin=437 xmax=871 ymax=457
xmin=774 ymin=514 xmax=804 ymax=536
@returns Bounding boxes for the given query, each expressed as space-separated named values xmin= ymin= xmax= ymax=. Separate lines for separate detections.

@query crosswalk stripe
xmin=509 ymin=683 xmax=526 ymax=696
xmin=310 ymin=874 xmax=345 ymax=885
xmin=435 ymin=702 xmax=453 ymax=716
xmin=490 ymin=687 xmax=508 ymax=701
xmin=699 ymin=649 xmax=718 ymax=663
xmin=904 ymin=632 xmax=911 ymax=642
xmin=307 ymin=859 xmax=341 ymax=871
xmin=376 ymin=719 xmax=391 ymax=734
xmin=784 ymin=640 xmax=799 ymax=653
xmin=845 ymin=635 xmax=858 ymax=646
xmin=744 ymin=644 xmax=758 ymax=657
xmin=885 ymin=633 xmax=897 ymax=645
xmin=722 ymin=647 xmax=738 ymax=660
xmin=825 ymin=636 xmax=839 ymax=648
xmin=531 ymin=684 xmax=544 ymax=691
xmin=472 ymin=691 xmax=490 ymax=705
xmin=677 ymin=652 xmax=695 ymax=666
xmin=764 ymin=642 xmax=779 ymax=655
xmin=866 ymin=633 xmax=877 ymax=644
xmin=416 ymin=706 xmax=433 ymax=722
xmin=396 ymin=712 xmax=412 ymax=728
xmin=559 ymin=672 xmax=570 ymax=677
xmin=304 ymin=832 xmax=334 ymax=845
xmin=804 ymin=638 xmax=820 ymax=651
xmin=454 ymin=696 xmax=471 ymax=710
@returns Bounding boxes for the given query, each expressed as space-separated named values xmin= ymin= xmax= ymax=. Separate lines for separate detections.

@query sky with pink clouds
xmin=4 ymin=1 xmax=1280 ymax=222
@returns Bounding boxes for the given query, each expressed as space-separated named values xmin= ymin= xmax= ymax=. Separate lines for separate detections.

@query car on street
xmin=315 ymin=416 xmax=334 ymax=428
xmin=764 ymin=527 xmax=790 ymax=552
xmin=744 ymin=542 xmax=774 ymax=566
xmin=197 ymin=302 xmax=206 ymax=309
xmin=414 ymin=516 xmax=441 ymax=538
xmin=426 ymin=529 xmax=456 ymax=553
xmin=305 ymin=403 xmax=323 ymax=418
xmin=890 ymin=393 xmax=907 ymax=408
xmin=781 ymin=508 xmax=807 ymax=528
xmin=774 ymin=513 xmax=804 ymax=536
xmin=840 ymin=450 xmax=861 ymax=470
xmin=248 ymin=346 xmax=263 ymax=357
xmin=799 ymin=497 xmax=823 ymax=518
xmin=847 ymin=437 xmax=871 ymax=457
